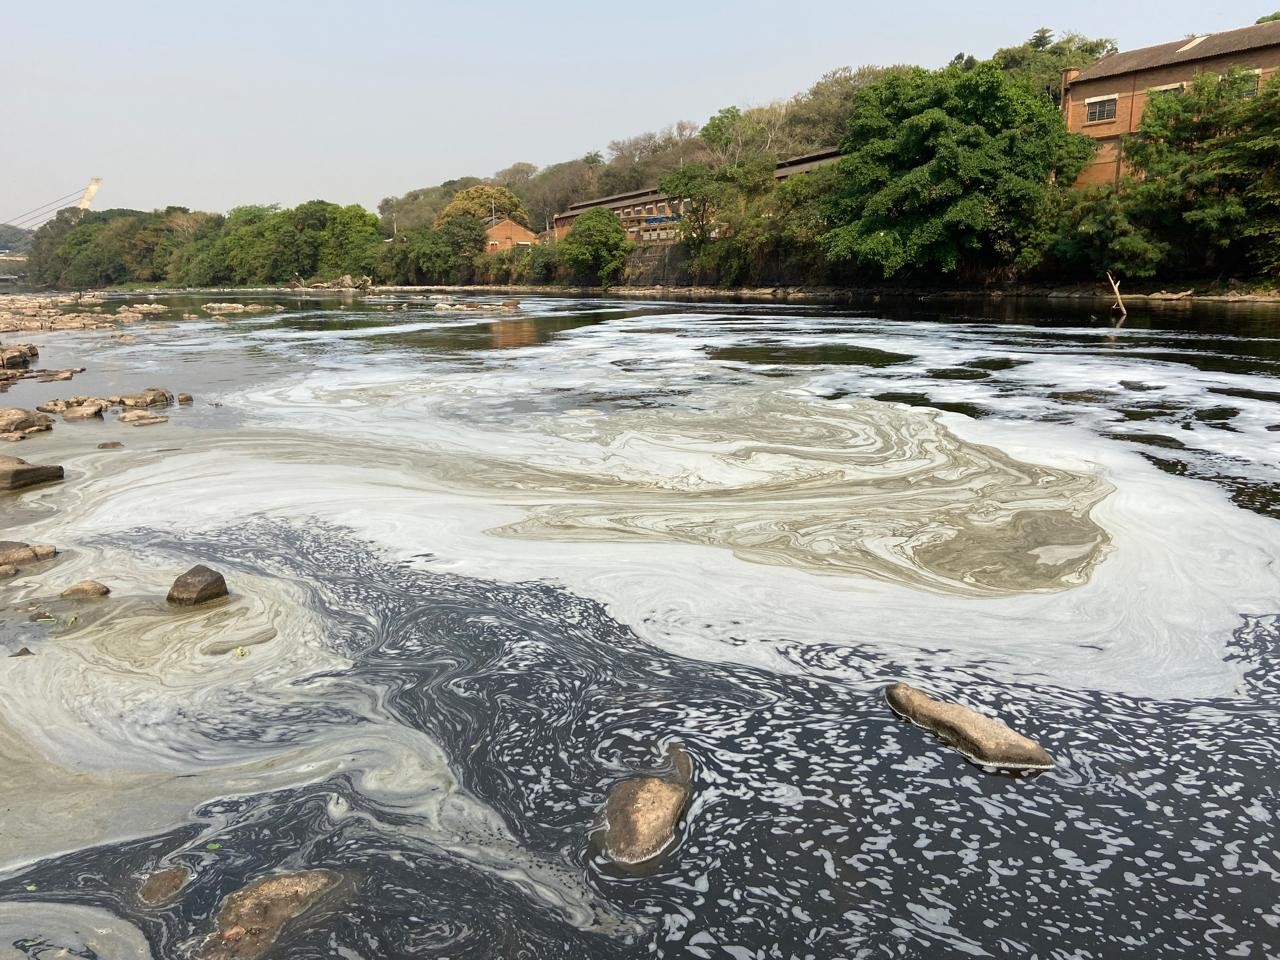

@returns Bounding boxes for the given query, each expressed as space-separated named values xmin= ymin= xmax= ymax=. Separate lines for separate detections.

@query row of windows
xmin=618 ymin=199 xmax=692 ymax=218
xmin=1085 ymin=72 xmax=1263 ymax=123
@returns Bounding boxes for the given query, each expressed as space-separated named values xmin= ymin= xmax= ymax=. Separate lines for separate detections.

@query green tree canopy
xmin=992 ymin=29 xmax=1117 ymax=104
xmin=558 ymin=207 xmax=630 ymax=287
xmin=822 ymin=61 xmax=1093 ymax=280
xmin=435 ymin=184 xmax=529 ymax=228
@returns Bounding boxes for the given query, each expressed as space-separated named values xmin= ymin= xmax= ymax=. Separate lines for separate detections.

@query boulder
xmin=119 ymin=387 xmax=173 ymax=408
xmin=61 ymin=580 xmax=110 ymax=599
xmin=0 ymin=456 xmax=64 ymax=490
xmin=0 ymin=564 xmax=16 ymax=578
xmin=178 ymin=393 xmax=194 ymax=404
xmin=601 ymin=743 xmax=694 ymax=867
xmin=201 ymin=870 xmax=339 ymax=960
xmin=8 ymin=647 xmax=33 ymax=658
xmin=0 ymin=408 xmax=52 ymax=433
xmin=885 ymin=682 xmax=1053 ymax=771
xmin=139 ymin=865 xmax=191 ymax=905
xmin=62 ymin=401 xmax=107 ymax=421
xmin=167 ymin=564 xmax=228 ymax=605
xmin=0 ymin=542 xmax=57 ymax=565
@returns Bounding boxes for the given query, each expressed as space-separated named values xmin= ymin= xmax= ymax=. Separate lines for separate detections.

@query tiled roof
xmin=1073 ymin=19 xmax=1280 ymax=83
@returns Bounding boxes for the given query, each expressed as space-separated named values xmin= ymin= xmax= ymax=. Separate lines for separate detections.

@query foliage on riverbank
xmin=23 ymin=28 xmax=1280 ymax=292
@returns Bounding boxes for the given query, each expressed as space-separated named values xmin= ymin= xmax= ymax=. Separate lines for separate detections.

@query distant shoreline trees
xmin=23 ymin=29 xmax=1280 ymax=291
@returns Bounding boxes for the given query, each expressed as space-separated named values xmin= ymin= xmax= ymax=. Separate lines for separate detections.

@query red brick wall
xmin=484 ymin=220 xmax=539 ymax=252
xmin=1064 ymin=50 xmax=1280 ymax=185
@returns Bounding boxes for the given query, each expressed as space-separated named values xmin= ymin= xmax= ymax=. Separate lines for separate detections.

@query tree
xmin=1257 ymin=12 xmax=1280 ymax=23
xmin=993 ymin=30 xmax=1117 ymax=105
xmin=558 ymin=207 xmax=630 ymax=287
xmin=1115 ymin=69 xmax=1259 ymax=276
xmin=494 ymin=162 xmax=538 ymax=189
xmin=783 ymin=66 xmax=896 ymax=150
xmin=435 ymin=184 xmax=529 ymax=228
xmin=823 ymin=61 xmax=1093 ymax=280
xmin=658 ymin=163 xmax=723 ymax=255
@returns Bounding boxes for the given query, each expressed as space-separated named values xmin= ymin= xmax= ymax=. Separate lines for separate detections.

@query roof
xmin=1073 ymin=19 xmax=1280 ymax=83
xmin=484 ymin=216 xmax=534 ymax=232
xmin=559 ymin=147 xmax=841 ymax=219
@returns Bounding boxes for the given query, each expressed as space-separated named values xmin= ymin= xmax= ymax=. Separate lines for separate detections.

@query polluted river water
xmin=0 ymin=292 xmax=1278 ymax=958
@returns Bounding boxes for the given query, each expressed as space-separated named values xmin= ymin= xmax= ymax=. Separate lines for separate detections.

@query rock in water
xmin=0 ymin=455 xmax=64 ymax=490
xmin=139 ymin=865 xmax=190 ymax=904
xmin=201 ymin=869 xmax=339 ymax=960
xmin=0 ymin=541 xmax=57 ymax=565
xmin=61 ymin=580 xmax=110 ymax=599
xmin=602 ymin=743 xmax=694 ymax=866
xmin=167 ymin=564 xmax=228 ymax=605
xmin=98 ymin=441 xmax=124 ymax=449
xmin=885 ymin=682 xmax=1053 ymax=771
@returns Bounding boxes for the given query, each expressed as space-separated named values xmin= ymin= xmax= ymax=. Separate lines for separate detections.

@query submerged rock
xmin=139 ymin=865 xmax=191 ymax=904
xmin=601 ymin=743 xmax=694 ymax=867
xmin=119 ymin=409 xmax=169 ymax=426
xmin=0 ymin=563 xmax=16 ymax=578
xmin=885 ymin=682 xmax=1053 ymax=771
xmin=0 ymin=455 xmax=64 ymax=490
xmin=0 ymin=541 xmax=57 ymax=566
xmin=61 ymin=580 xmax=110 ymax=599
xmin=167 ymin=564 xmax=228 ymax=605
xmin=98 ymin=441 xmax=124 ymax=449
xmin=201 ymin=869 xmax=339 ymax=960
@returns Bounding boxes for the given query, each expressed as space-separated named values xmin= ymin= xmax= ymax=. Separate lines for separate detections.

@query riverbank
xmin=10 ymin=281 xmax=1280 ymax=309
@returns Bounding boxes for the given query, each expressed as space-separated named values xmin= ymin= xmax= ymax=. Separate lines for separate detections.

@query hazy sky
xmin=4 ymin=1 xmax=1272 ymax=222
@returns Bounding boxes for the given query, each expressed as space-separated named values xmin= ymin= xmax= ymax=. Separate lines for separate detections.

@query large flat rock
xmin=886 ymin=682 xmax=1053 ymax=771
xmin=0 ymin=455 xmax=63 ymax=490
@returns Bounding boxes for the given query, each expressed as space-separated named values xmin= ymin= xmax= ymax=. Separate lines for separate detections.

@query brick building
xmin=1063 ymin=19 xmax=1280 ymax=186
xmin=484 ymin=217 xmax=539 ymax=253
xmin=551 ymin=147 xmax=841 ymax=244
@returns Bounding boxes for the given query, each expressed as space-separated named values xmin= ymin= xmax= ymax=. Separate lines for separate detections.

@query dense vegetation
xmin=0 ymin=224 xmax=32 ymax=253
xmin=24 ymin=27 xmax=1280 ymax=291
xmin=1054 ymin=69 xmax=1280 ymax=279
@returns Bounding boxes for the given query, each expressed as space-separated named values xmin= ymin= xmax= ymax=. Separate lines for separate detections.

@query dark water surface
xmin=1 ymin=292 xmax=1278 ymax=959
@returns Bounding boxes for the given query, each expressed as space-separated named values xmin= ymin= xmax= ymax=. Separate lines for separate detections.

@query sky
xmin=4 ymin=1 xmax=1273 ymax=224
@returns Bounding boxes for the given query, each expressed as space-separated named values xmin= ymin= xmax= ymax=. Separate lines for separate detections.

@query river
xmin=1 ymin=292 xmax=1278 ymax=958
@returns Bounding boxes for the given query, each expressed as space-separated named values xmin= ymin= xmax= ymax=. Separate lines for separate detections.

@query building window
xmin=1243 ymin=73 xmax=1262 ymax=98
xmin=1150 ymin=82 xmax=1184 ymax=97
xmin=1086 ymin=97 xmax=1118 ymax=123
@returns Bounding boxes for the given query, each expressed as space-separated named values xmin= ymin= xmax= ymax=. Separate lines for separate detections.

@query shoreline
xmin=6 ymin=283 xmax=1280 ymax=308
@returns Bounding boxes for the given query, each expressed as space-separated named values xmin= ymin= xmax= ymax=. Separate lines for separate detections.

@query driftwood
xmin=1106 ymin=271 xmax=1127 ymax=325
